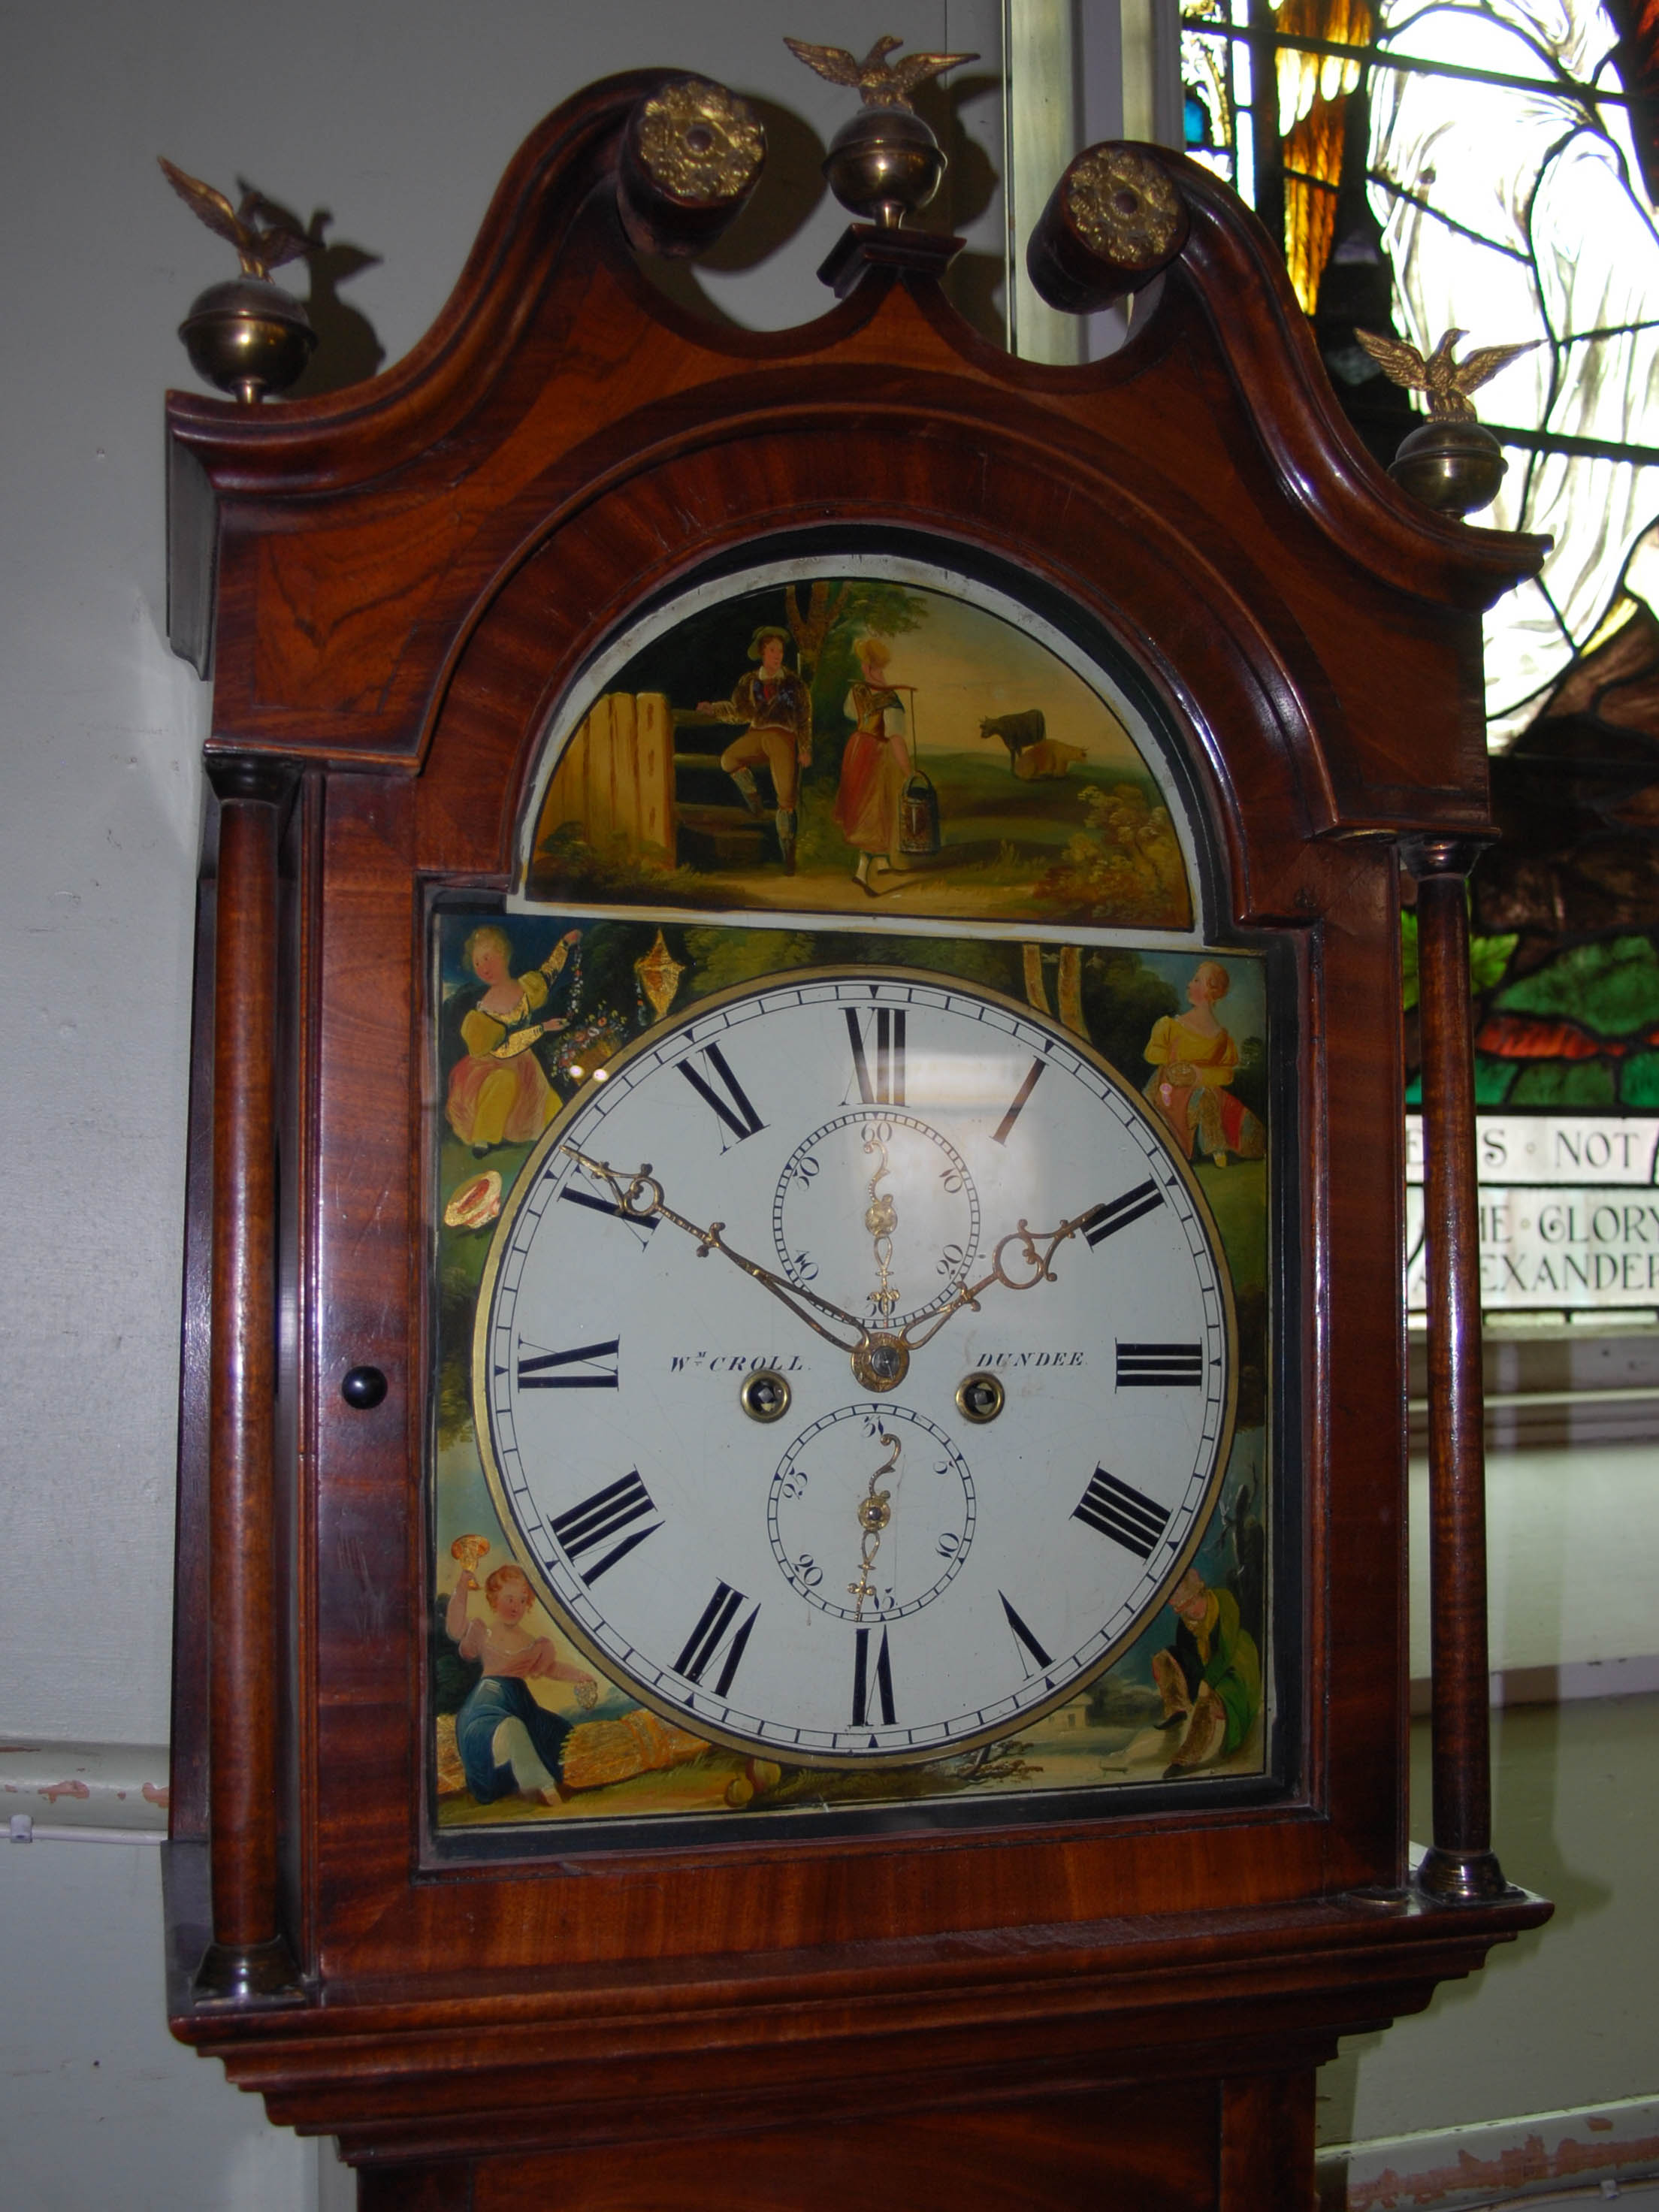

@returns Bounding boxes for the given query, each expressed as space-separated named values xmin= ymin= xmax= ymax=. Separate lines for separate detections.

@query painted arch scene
xmin=522 ymin=572 xmax=1195 ymax=932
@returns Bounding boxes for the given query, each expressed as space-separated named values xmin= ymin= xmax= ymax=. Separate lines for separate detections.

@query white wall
xmin=0 ymin=0 xmax=1005 ymax=1749
xmin=0 ymin=7 xmax=1002 ymax=2204
xmin=1413 ymin=1440 xmax=1659 ymax=1691
xmin=0 ymin=1838 xmax=331 ymax=2212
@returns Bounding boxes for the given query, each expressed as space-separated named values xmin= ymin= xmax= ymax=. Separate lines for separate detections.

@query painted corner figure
xmin=833 ymin=634 xmax=914 ymax=893
xmin=1152 ymin=1566 xmax=1262 ymax=1772
xmin=700 ymin=624 xmax=814 ymax=875
xmin=444 ymin=1561 xmax=726 ymax=1805
xmin=1144 ymin=959 xmax=1265 ymax=1167
xmin=445 ymin=925 xmax=580 ymax=1154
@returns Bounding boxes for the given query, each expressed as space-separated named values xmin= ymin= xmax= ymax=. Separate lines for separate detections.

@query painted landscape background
xmin=525 ymin=575 xmax=1194 ymax=929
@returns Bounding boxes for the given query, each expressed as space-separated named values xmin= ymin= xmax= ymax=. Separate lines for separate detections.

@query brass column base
xmin=192 ymin=1935 xmax=307 ymax=2009
xmin=1413 ymin=1845 xmax=1515 ymax=1904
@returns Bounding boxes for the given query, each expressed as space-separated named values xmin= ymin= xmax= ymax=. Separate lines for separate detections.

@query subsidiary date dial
xmin=768 ymin=1404 xmax=976 ymax=1623
xmin=474 ymin=969 xmax=1237 ymax=1764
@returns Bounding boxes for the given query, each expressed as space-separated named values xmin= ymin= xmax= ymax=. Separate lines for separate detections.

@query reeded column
xmin=1403 ymin=835 xmax=1511 ymax=1903
xmin=194 ymin=759 xmax=304 ymax=2005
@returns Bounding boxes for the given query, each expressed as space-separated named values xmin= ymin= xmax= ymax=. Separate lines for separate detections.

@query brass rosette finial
xmin=1357 ymin=327 xmax=1539 ymax=517
xmin=617 ymin=78 xmax=766 ymax=256
xmin=786 ymin=32 xmax=978 ymax=228
xmin=1066 ymin=147 xmax=1185 ymax=270
xmin=1026 ymin=143 xmax=1189 ymax=316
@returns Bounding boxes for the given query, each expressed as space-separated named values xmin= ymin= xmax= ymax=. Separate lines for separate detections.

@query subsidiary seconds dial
xmin=773 ymin=1109 xmax=980 ymax=1330
xmin=474 ymin=969 xmax=1237 ymax=1763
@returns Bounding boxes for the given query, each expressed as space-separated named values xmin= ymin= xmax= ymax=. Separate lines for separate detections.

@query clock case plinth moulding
xmin=162 ymin=67 xmax=1550 ymax=2210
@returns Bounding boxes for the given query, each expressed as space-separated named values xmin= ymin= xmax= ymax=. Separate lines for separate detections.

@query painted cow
xmin=978 ymin=708 xmax=1047 ymax=762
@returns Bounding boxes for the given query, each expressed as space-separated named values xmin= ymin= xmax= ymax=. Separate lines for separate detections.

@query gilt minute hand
xmin=561 ymin=1147 xmax=870 ymax=1351
xmin=897 ymin=1204 xmax=1109 ymax=1352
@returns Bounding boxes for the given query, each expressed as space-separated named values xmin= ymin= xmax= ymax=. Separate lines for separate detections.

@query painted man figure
xmin=700 ymin=625 xmax=813 ymax=875
xmin=1151 ymin=1565 xmax=1262 ymax=1773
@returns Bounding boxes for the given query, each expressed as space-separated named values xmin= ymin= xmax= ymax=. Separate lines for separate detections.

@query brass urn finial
xmin=785 ymin=32 xmax=978 ymax=228
xmin=1355 ymin=326 xmax=1539 ymax=518
xmin=159 ymin=158 xmax=316 ymax=403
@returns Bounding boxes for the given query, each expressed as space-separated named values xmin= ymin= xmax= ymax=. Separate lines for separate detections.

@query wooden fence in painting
xmin=538 ymin=692 xmax=676 ymax=862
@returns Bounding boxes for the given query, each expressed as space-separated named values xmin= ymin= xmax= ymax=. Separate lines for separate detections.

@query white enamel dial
xmin=474 ymin=969 xmax=1236 ymax=1764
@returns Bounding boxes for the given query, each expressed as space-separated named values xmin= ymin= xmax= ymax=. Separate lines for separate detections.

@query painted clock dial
xmin=474 ymin=971 xmax=1236 ymax=1763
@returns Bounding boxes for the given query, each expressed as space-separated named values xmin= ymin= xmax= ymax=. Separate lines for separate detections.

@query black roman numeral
xmin=673 ymin=1582 xmax=759 ymax=1696
xmin=678 ymin=1041 xmax=766 ymax=1146
xmin=558 ymin=1183 xmax=657 ymax=1238
xmin=999 ymin=1591 xmax=1053 ymax=1676
xmin=1080 ymin=1179 xmax=1163 ymax=1244
xmin=991 ymin=1057 xmax=1045 ymax=1145
xmin=515 ymin=1337 xmax=620 ymax=1389
xmin=550 ymin=1472 xmax=662 ymax=1583
xmin=845 ymin=1007 xmax=906 ymax=1105
xmin=851 ymin=1625 xmax=896 ymax=1727
xmin=1073 ymin=1467 xmax=1171 ymax=1558
xmin=1116 ymin=1341 xmax=1204 ymax=1387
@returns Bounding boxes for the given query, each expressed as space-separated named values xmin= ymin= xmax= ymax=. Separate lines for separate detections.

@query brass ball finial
xmin=1387 ymin=421 xmax=1510 ymax=518
xmin=159 ymin=159 xmax=316 ymax=402
xmin=1355 ymin=326 xmax=1537 ymax=518
xmin=822 ymin=107 xmax=947 ymax=228
xmin=177 ymin=279 xmax=316 ymax=406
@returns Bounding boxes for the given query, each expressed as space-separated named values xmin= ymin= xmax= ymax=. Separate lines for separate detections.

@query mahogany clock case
xmin=174 ymin=424 xmax=1393 ymax=1973
xmin=160 ymin=72 xmax=1550 ymax=2187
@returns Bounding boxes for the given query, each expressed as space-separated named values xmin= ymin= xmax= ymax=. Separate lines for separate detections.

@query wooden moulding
xmin=815 ymin=221 xmax=965 ymax=299
xmin=162 ymin=1821 xmax=1546 ymax=2170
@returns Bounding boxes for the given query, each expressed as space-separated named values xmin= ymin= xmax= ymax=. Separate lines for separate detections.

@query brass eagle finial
xmin=1355 ymin=326 xmax=1538 ymax=422
xmin=784 ymin=33 xmax=978 ymax=112
xmin=157 ymin=157 xmax=311 ymax=283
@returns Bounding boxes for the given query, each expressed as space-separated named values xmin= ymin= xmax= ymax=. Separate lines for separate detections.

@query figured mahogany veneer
xmin=164 ymin=68 xmax=1550 ymax=2204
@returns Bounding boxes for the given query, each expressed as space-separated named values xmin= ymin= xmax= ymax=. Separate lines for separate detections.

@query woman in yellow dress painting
xmin=1144 ymin=960 xmax=1265 ymax=1165
xmin=446 ymin=926 xmax=579 ymax=1155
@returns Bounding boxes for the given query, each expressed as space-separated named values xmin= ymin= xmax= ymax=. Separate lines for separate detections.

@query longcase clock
xmin=162 ymin=65 xmax=1550 ymax=2210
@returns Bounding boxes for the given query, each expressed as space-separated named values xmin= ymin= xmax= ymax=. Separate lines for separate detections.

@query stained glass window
xmin=1180 ymin=0 xmax=1659 ymax=1322
xmin=1182 ymin=0 xmax=1659 ymax=736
